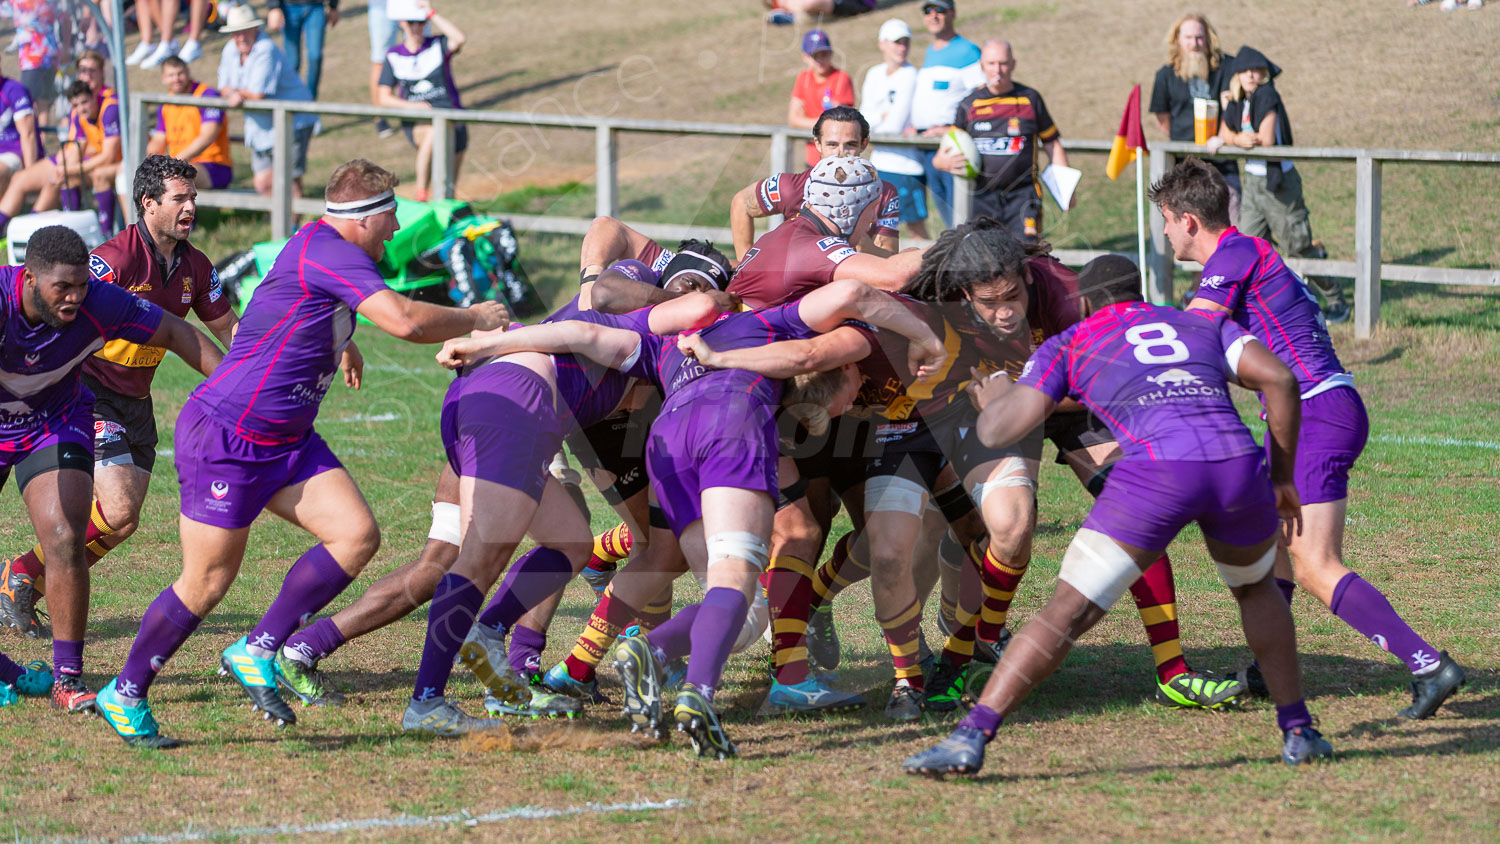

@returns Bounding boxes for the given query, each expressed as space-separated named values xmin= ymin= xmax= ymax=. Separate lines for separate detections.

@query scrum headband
xmin=325 ymin=190 xmax=397 ymax=219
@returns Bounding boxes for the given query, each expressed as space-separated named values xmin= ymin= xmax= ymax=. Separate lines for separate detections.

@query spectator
xmin=1149 ymin=12 xmax=1239 ymax=223
xmin=935 ymin=40 xmax=1068 ymax=242
xmin=376 ymin=0 xmax=467 ymax=202
xmin=859 ymin=19 xmax=928 ymax=239
xmin=764 ymin=0 xmax=875 ymax=25
xmin=787 ymin=29 xmax=853 ymax=168
xmin=0 ymin=60 xmax=44 ymax=195
xmin=148 ymin=57 xmax=234 ymax=189
xmin=216 ymin=4 xmax=321 ymax=198
xmin=137 ymin=0 xmax=181 ymax=68
xmin=367 ymin=0 xmax=399 ymax=137
xmin=1208 ymin=46 xmax=1349 ymax=322
xmin=910 ymin=0 xmax=983 ymax=227
xmin=75 ymin=49 xmax=114 ymax=99
xmin=11 ymin=0 xmax=67 ymax=127
xmin=267 ymin=0 xmax=339 ymax=99
xmin=0 ymin=79 xmax=121 ymax=235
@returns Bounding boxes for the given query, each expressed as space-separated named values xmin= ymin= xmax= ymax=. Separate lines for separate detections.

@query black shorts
xmin=83 ymin=374 xmax=159 ymax=473
xmin=973 ymin=187 xmax=1043 ymax=242
xmin=782 ymin=410 xmax=887 ymax=497
xmin=402 ymin=122 xmax=470 ymax=155
xmin=1044 ymin=410 xmax=1115 ymax=465
xmin=1 ymin=442 xmax=93 ymax=495
xmin=566 ymin=395 xmax=659 ymax=505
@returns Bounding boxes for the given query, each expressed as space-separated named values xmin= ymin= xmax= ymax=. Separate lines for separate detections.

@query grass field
xmin=1 ymin=1 xmax=1499 ymax=841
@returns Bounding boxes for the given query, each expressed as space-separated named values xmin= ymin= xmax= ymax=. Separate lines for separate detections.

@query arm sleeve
xmin=771 ymin=301 xmax=819 ymax=341
xmin=199 ymin=89 xmax=224 ymax=124
xmin=87 ymin=280 xmax=166 ymax=344
xmin=951 ymin=95 xmax=969 ymax=131
xmin=873 ymin=182 xmax=900 ymax=239
xmin=11 ymin=85 xmax=32 ymax=117
xmin=192 ymin=261 xmax=234 ymax=322
xmin=1034 ymin=91 xmax=1058 ymax=142
xmin=1148 ymin=67 xmax=1171 ymax=114
xmin=101 ymin=102 xmax=121 ymax=138
xmin=315 ymin=246 xmax=392 ymax=309
xmin=1193 ymin=239 xmax=1254 ymax=310
xmin=377 ymin=56 xmax=397 ymax=90
xmin=1015 ymin=331 xmax=1072 ymax=402
xmin=154 ymin=107 xmax=166 ymax=133
xmin=752 ymin=175 xmax=781 ymax=215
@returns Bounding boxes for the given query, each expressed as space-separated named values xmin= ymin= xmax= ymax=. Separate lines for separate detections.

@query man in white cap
xmin=860 ymin=19 xmax=928 ymax=240
xmin=216 ymin=4 xmax=322 ymax=198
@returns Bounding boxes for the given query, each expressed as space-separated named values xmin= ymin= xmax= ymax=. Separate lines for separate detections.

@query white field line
xmin=45 ymin=799 xmax=689 ymax=844
xmin=335 ymin=412 xmax=401 ymax=423
xmin=1371 ymin=434 xmax=1500 ymax=451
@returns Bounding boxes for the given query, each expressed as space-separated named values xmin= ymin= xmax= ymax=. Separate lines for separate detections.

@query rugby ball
xmin=939 ymin=127 xmax=981 ymax=181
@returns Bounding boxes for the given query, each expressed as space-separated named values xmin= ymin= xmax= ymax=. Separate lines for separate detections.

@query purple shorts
xmin=1272 ymin=386 xmax=1367 ymax=505
xmin=175 ymin=398 xmax=342 ymax=529
xmin=647 ymin=394 xmax=778 ymax=535
xmin=198 ymin=161 xmax=233 ymax=190
xmin=440 ymin=362 xmax=561 ymax=502
xmin=1083 ymin=453 xmax=1278 ymax=551
xmin=0 ymin=401 xmax=95 ymax=470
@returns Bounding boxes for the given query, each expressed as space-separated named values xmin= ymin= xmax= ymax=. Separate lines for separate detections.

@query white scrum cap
xmin=802 ymin=156 xmax=881 ymax=237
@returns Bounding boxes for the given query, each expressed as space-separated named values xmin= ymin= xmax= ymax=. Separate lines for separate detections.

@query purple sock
xmin=53 ymin=639 xmax=83 ymax=680
xmin=116 ymin=586 xmax=202 ymax=699
xmin=93 ymin=190 xmax=116 ymax=233
xmin=507 ymin=624 xmax=546 ymax=679
xmin=683 ymin=587 xmax=748 ymax=697
xmin=476 ymin=547 xmax=573 ymax=633
xmin=1275 ymin=577 xmax=1296 ymax=605
xmin=645 ymin=602 xmax=699 ymax=663
xmin=0 ymin=652 xmax=22 ymax=685
xmin=412 ymin=573 xmax=483 ymax=702
xmin=246 ymin=545 xmax=355 ymax=655
xmin=959 ymin=703 xmax=1002 ymax=737
xmin=1329 ymin=572 xmax=1438 ymax=674
xmin=1276 ymin=700 xmax=1312 ymax=731
xmin=60 ymin=187 xmax=81 ymax=211
xmin=282 ymin=617 xmax=347 ymax=666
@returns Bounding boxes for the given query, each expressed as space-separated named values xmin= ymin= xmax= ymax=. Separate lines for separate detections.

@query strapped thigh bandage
xmin=865 ymin=474 xmax=928 ymax=516
xmin=1215 ymin=543 xmax=1276 ymax=588
xmin=428 ymin=501 xmax=461 ymax=546
xmin=1057 ymin=528 xmax=1141 ymax=610
xmin=706 ymin=531 xmax=770 ymax=572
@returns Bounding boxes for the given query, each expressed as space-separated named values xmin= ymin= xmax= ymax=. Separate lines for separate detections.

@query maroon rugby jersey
xmin=729 ymin=212 xmax=858 ymax=309
xmin=753 ymin=169 xmax=901 ymax=241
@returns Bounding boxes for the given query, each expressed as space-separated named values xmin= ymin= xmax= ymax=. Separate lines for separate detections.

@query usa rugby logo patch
xmin=89 ymin=254 xmax=115 ymax=283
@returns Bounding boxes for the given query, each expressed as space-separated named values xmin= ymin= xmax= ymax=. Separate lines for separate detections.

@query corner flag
xmin=1105 ymin=85 xmax=1148 ymax=180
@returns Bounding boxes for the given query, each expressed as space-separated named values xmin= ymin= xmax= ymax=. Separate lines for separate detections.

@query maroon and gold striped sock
xmin=809 ymin=532 xmax=870 ymax=610
xmin=585 ymin=523 xmax=632 ymax=574
xmin=634 ymin=584 xmax=674 ymax=632
xmin=976 ymin=544 xmax=1029 ymax=643
xmin=765 ymin=555 xmax=815 ymax=685
xmin=878 ymin=598 xmax=925 ymax=690
xmin=1129 ymin=553 xmax=1187 ymax=683
xmin=563 ymin=585 xmax=639 ymax=682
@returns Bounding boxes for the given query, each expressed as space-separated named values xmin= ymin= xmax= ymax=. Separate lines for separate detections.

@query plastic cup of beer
xmin=1194 ymin=98 xmax=1219 ymax=146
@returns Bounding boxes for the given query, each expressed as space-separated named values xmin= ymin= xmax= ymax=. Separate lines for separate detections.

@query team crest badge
xmin=210 ymin=480 xmax=229 ymax=500
xmin=1007 ymin=117 xmax=1021 ymax=135
xmin=181 ymin=277 xmax=193 ymax=304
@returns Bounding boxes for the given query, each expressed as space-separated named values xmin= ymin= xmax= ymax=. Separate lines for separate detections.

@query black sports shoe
xmin=904 ymin=725 xmax=989 ymax=776
xmin=805 ymin=605 xmax=841 ymax=671
xmin=1281 ymin=725 xmax=1333 ymax=765
xmin=924 ymin=657 xmax=967 ymax=713
xmin=1237 ymin=661 xmax=1270 ymax=698
xmin=1398 ymin=652 xmax=1466 ymax=720
xmin=885 ymin=684 xmax=924 ymax=722
xmin=971 ymin=628 xmax=1012 ymax=665
xmin=675 ymin=683 xmax=736 ymax=759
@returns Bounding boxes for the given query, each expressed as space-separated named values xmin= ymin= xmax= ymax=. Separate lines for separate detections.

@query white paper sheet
xmin=1041 ymin=164 xmax=1082 ymax=212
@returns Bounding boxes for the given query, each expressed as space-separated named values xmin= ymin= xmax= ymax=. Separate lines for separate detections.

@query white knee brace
xmin=706 ymin=531 xmax=771 ymax=572
xmin=1056 ymin=528 xmax=1140 ymax=610
xmin=1215 ymin=543 xmax=1276 ymax=588
xmin=865 ymin=474 xmax=928 ymax=516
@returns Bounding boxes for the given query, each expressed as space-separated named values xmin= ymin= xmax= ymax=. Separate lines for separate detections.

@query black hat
xmin=1228 ymin=46 xmax=1281 ymax=79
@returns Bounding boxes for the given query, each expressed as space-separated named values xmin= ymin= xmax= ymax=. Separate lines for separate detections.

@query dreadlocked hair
xmin=900 ymin=216 xmax=1030 ymax=303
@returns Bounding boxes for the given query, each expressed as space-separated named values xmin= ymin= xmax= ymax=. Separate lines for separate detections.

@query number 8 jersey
xmin=1017 ymin=301 xmax=1262 ymax=462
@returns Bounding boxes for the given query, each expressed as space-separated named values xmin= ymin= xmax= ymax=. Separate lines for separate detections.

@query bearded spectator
xmin=1149 ymin=12 xmax=1239 ymax=222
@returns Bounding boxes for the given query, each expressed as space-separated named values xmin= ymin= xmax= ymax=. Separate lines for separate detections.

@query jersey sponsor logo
xmin=89 ymin=254 xmax=115 ymax=283
xmin=826 ymin=246 xmax=857 ymax=264
xmin=651 ymin=249 xmax=674 ymax=273
xmin=94 ymin=419 xmax=126 ymax=444
xmin=1201 ymin=274 xmax=1228 ymax=289
xmin=761 ymin=174 xmax=782 ymax=206
xmin=816 ymin=237 xmax=846 ymax=251
xmin=974 ymin=136 xmax=1025 ymax=156
xmin=23 ymin=352 xmax=39 ymax=368
xmin=1020 ymin=359 xmax=1036 ymax=378
xmin=208 ymin=267 xmax=223 ymax=302
xmin=210 ymin=480 xmax=229 ymax=499
xmin=1146 ymin=368 xmax=1202 ymax=388
xmin=1007 ymin=117 xmax=1021 ymax=135
xmin=875 ymin=421 xmax=918 ymax=442
xmin=180 ymin=276 xmax=193 ymax=304
xmin=973 ymin=121 xmax=992 ymax=132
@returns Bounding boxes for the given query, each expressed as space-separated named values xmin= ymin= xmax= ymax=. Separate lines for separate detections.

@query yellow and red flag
xmin=1105 ymin=85 xmax=1148 ymax=180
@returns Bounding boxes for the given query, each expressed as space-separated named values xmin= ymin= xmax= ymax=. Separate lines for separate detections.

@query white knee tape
xmin=428 ymin=501 xmax=461 ymax=546
xmin=865 ymin=474 xmax=928 ymax=516
xmin=734 ymin=589 xmax=770 ymax=654
xmin=1216 ymin=543 xmax=1276 ymax=588
xmin=1057 ymin=528 xmax=1140 ymax=610
xmin=707 ymin=531 xmax=771 ymax=572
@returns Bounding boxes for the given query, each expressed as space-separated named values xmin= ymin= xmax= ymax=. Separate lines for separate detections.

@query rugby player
xmin=444 ymin=277 xmax=944 ymax=757
xmin=1 ymin=156 xmax=238 ymax=638
xmin=0 ymin=225 xmax=223 ymax=713
xmin=904 ymin=255 xmax=1332 ymax=776
xmin=729 ymin=106 xmax=902 ymax=261
xmin=95 ymin=160 xmax=508 ymax=747
xmin=1161 ymin=158 xmax=1466 ymax=718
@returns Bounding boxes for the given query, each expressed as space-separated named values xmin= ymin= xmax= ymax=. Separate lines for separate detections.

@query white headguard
xmin=802 ymin=156 xmax=881 ymax=237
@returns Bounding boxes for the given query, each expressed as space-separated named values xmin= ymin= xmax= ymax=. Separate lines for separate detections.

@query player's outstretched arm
xmin=679 ymin=327 xmax=870 ymax=379
xmin=798 ymin=278 xmax=944 ymax=374
xmin=148 ymin=312 xmax=225 ymax=377
xmin=437 ymin=321 xmax=642 ymax=372
xmin=591 ymin=269 xmax=679 ymax=314
xmin=969 ymin=368 xmax=1055 ymax=449
xmin=1229 ymin=338 xmax=1302 ymax=538
xmin=832 ymin=247 xmax=925 ymax=292
xmin=643 ymin=291 xmax=733 ymax=335
xmin=357 ymin=289 xmax=509 ymax=343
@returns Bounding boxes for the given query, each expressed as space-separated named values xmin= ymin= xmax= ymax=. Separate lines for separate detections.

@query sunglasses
xmin=923 ymin=6 xmax=950 ymax=14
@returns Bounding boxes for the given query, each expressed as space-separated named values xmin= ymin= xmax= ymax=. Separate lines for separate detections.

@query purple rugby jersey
xmin=189 ymin=221 xmax=389 ymax=443
xmin=640 ymin=302 xmax=820 ymax=414
xmin=1017 ymin=301 xmax=1261 ymax=462
xmin=1193 ymin=227 xmax=1350 ymax=396
xmin=535 ymin=304 xmax=654 ymax=430
xmin=0 ymin=266 xmax=163 ymax=452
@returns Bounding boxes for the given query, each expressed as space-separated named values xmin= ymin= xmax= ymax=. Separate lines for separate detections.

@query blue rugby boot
xmin=96 ymin=679 xmax=181 ymax=748
xmin=903 ymin=726 xmax=989 ymax=777
xmin=1281 ymin=725 xmax=1333 ymax=765
xmin=219 ymin=636 xmax=296 ymax=727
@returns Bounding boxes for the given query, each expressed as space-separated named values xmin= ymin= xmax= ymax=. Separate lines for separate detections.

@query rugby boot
xmin=971 ymin=628 xmax=1012 ymax=665
xmin=805 ymin=604 xmax=841 ymax=670
xmin=766 ymin=675 xmax=866 ymax=714
xmin=581 ymin=562 xmax=616 ymax=596
xmin=1281 ymin=725 xmax=1333 ymax=765
xmin=275 ymin=650 xmax=346 ymax=707
xmin=458 ymin=625 xmax=530 ymax=708
xmin=1154 ymin=669 xmax=1244 ymax=710
xmin=885 ymin=683 xmax=924 ymax=722
xmin=95 ymin=680 xmax=181 ymax=748
xmin=674 ymin=683 xmax=736 ymax=759
xmin=484 ymin=676 xmax=582 ymax=719
xmin=903 ymin=725 xmax=989 ymax=777
xmin=0 ymin=556 xmax=48 ymax=638
xmin=617 ymin=623 xmax=641 ymax=641
xmin=50 ymin=673 xmax=97 ymax=713
xmin=1236 ymin=662 xmax=1270 ymax=698
xmin=402 ymin=696 xmax=501 ymax=736
xmin=924 ymin=657 xmax=968 ymax=713
xmin=612 ymin=634 xmax=666 ymax=738
xmin=662 ymin=658 xmax=688 ymax=695
xmin=1398 ymin=652 xmax=1466 ymax=720
xmin=219 ymin=637 xmax=296 ymax=726
xmin=0 ymin=660 xmax=49 ymax=707
xmin=540 ymin=662 xmax=610 ymax=705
